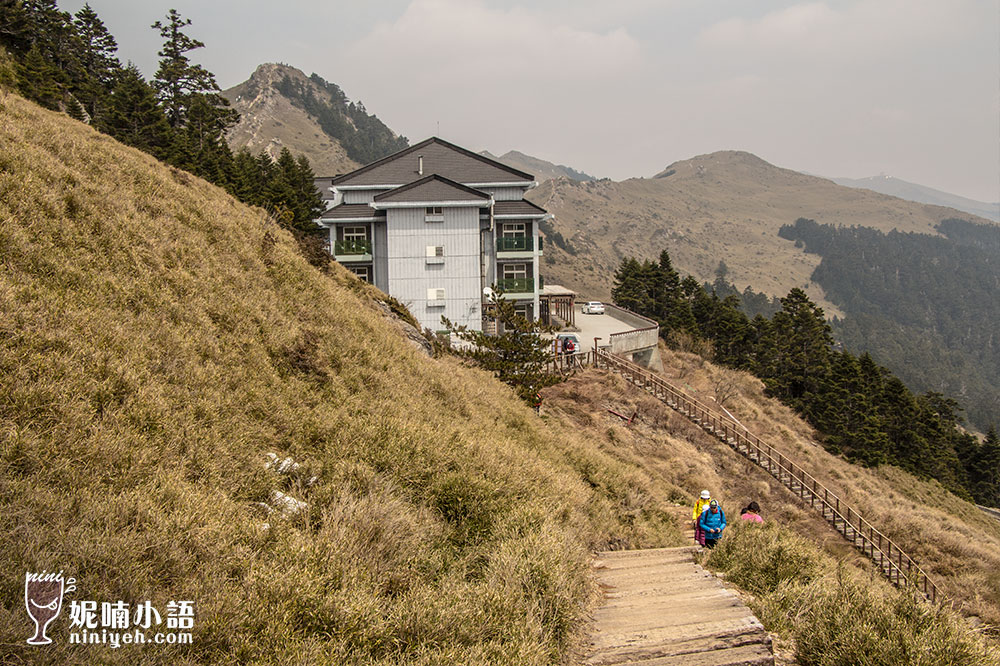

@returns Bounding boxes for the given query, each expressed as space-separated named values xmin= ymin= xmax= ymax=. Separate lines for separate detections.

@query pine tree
xmin=151 ymin=9 xmax=234 ymax=130
xmin=757 ymin=288 xmax=833 ymax=409
xmin=611 ymin=258 xmax=646 ymax=314
xmin=443 ymin=296 xmax=559 ymax=403
xmin=292 ymin=153 xmax=324 ymax=229
xmin=228 ymin=148 xmax=264 ymax=205
xmin=17 ymin=41 xmax=60 ymax=108
xmin=20 ymin=0 xmax=80 ymax=92
xmin=0 ymin=0 xmax=31 ymax=57
xmin=99 ymin=63 xmax=171 ymax=158
xmin=64 ymin=92 xmax=85 ymax=120
xmin=72 ymin=3 xmax=119 ymax=120
xmin=973 ymin=427 xmax=1000 ymax=507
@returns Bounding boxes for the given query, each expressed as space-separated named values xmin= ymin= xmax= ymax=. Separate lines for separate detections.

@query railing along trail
xmin=592 ymin=347 xmax=941 ymax=604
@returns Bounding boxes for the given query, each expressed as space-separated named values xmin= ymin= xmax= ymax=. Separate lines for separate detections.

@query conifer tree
xmin=972 ymin=427 xmax=1000 ymax=506
xmin=0 ymin=0 xmax=31 ymax=57
xmin=443 ymin=296 xmax=559 ymax=403
xmin=99 ymin=63 xmax=171 ymax=157
xmin=757 ymin=288 xmax=832 ymax=408
xmin=151 ymin=9 xmax=235 ymax=131
xmin=17 ymin=41 xmax=60 ymax=108
xmin=611 ymin=258 xmax=646 ymax=314
xmin=20 ymin=0 xmax=80 ymax=93
xmin=72 ymin=3 xmax=118 ymax=119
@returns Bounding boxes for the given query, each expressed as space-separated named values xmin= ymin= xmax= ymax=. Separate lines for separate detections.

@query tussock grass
xmin=707 ymin=522 xmax=997 ymax=665
xmin=0 ymin=92 xmax=678 ymax=664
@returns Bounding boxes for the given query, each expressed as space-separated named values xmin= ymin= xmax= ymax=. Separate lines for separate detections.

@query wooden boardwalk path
xmin=581 ymin=547 xmax=774 ymax=666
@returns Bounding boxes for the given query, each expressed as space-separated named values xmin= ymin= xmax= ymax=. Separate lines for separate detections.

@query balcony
xmin=497 ymin=236 xmax=533 ymax=252
xmin=496 ymin=236 xmax=540 ymax=259
xmin=333 ymin=238 xmax=372 ymax=262
xmin=496 ymin=277 xmax=535 ymax=298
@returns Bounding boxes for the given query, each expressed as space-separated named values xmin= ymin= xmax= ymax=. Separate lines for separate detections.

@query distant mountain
xmin=530 ymin=150 xmax=995 ymax=311
xmin=223 ymin=64 xmax=408 ymax=176
xmin=831 ymin=174 xmax=999 ymax=222
xmin=480 ymin=150 xmax=595 ymax=182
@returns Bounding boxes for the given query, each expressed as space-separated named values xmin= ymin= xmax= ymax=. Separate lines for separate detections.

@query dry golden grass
xmin=708 ymin=522 xmax=998 ymax=665
xmin=0 ymin=91 xmax=681 ymax=664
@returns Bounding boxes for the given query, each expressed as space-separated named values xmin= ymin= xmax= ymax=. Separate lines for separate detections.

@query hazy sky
xmin=61 ymin=0 xmax=1000 ymax=202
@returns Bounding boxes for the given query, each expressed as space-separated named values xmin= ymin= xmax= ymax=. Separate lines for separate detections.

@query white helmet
xmin=700 ymin=490 xmax=711 ymax=499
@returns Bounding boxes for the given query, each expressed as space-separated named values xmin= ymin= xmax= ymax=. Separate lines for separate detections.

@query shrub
xmin=706 ymin=522 xmax=997 ymax=665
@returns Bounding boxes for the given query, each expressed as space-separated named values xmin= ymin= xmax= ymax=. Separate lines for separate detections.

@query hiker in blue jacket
xmin=698 ymin=499 xmax=727 ymax=549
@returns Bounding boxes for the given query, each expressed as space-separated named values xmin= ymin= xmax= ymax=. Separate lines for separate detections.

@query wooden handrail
xmin=593 ymin=347 xmax=940 ymax=604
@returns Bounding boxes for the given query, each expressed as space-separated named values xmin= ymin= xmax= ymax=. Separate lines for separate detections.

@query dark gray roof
xmin=333 ymin=137 xmax=534 ymax=187
xmin=493 ymin=200 xmax=548 ymax=216
xmin=319 ymin=204 xmax=384 ymax=221
xmin=373 ymin=175 xmax=490 ymax=203
xmin=313 ymin=177 xmax=337 ymax=200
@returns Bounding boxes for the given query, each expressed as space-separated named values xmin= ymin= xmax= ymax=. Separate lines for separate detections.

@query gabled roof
xmin=493 ymin=200 xmax=548 ymax=217
xmin=332 ymin=137 xmax=534 ymax=187
xmin=372 ymin=175 xmax=491 ymax=204
xmin=318 ymin=204 xmax=385 ymax=221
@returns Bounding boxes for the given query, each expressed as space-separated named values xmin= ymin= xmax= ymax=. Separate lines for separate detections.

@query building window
xmin=349 ymin=266 xmax=371 ymax=283
xmin=427 ymin=287 xmax=446 ymax=305
xmin=425 ymin=206 xmax=444 ymax=222
xmin=514 ymin=304 xmax=530 ymax=320
xmin=343 ymin=226 xmax=367 ymax=241
xmin=502 ymin=222 xmax=526 ymax=237
xmin=502 ymin=263 xmax=527 ymax=280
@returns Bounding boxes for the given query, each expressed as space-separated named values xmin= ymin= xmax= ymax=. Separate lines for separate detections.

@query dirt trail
xmin=581 ymin=546 xmax=774 ymax=665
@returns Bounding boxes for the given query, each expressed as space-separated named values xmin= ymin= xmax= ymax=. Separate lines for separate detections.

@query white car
xmin=582 ymin=301 xmax=606 ymax=315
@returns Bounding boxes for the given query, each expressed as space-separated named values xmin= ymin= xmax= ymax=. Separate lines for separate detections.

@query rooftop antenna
xmin=436 ymin=120 xmax=440 ymax=136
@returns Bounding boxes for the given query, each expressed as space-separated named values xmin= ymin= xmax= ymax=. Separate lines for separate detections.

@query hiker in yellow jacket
xmin=693 ymin=490 xmax=712 ymax=545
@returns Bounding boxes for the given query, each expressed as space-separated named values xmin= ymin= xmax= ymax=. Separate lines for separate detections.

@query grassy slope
xmin=530 ymin=151 xmax=994 ymax=312
xmin=0 ymin=91 xmax=683 ymax=665
xmin=541 ymin=348 xmax=1000 ymax=631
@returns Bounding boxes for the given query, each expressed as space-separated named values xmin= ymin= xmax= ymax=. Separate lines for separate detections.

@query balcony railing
xmin=496 ymin=277 xmax=535 ymax=294
xmin=334 ymin=239 xmax=371 ymax=255
xmin=497 ymin=236 xmax=533 ymax=252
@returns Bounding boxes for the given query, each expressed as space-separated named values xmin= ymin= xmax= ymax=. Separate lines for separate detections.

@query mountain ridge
xmin=830 ymin=173 xmax=999 ymax=222
xmin=530 ymin=149 xmax=994 ymax=308
xmin=223 ymin=63 xmax=407 ymax=176
xmin=480 ymin=149 xmax=595 ymax=182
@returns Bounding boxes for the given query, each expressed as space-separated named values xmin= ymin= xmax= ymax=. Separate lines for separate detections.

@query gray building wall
xmin=478 ymin=186 xmax=528 ymax=201
xmin=344 ymin=190 xmax=378 ymax=204
xmin=386 ymin=206 xmax=483 ymax=332
xmin=373 ymin=221 xmax=389 ymax=291
xmin=482 ymin=228 xmax=496 ymax=286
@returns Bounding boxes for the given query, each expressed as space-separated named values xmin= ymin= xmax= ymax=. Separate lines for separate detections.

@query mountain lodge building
xmin=314 ymin=137 xmax=551 ymax=333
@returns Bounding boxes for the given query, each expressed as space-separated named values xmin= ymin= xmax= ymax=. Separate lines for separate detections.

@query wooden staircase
xmin=583 ymin=547 xmax=774 ymax=665
xmin=594 ymin=348 xmax=941 ymax=604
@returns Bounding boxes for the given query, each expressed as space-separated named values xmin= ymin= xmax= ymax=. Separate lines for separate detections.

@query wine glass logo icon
xmin=24 ymin=571 xmax=74 ymax=646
